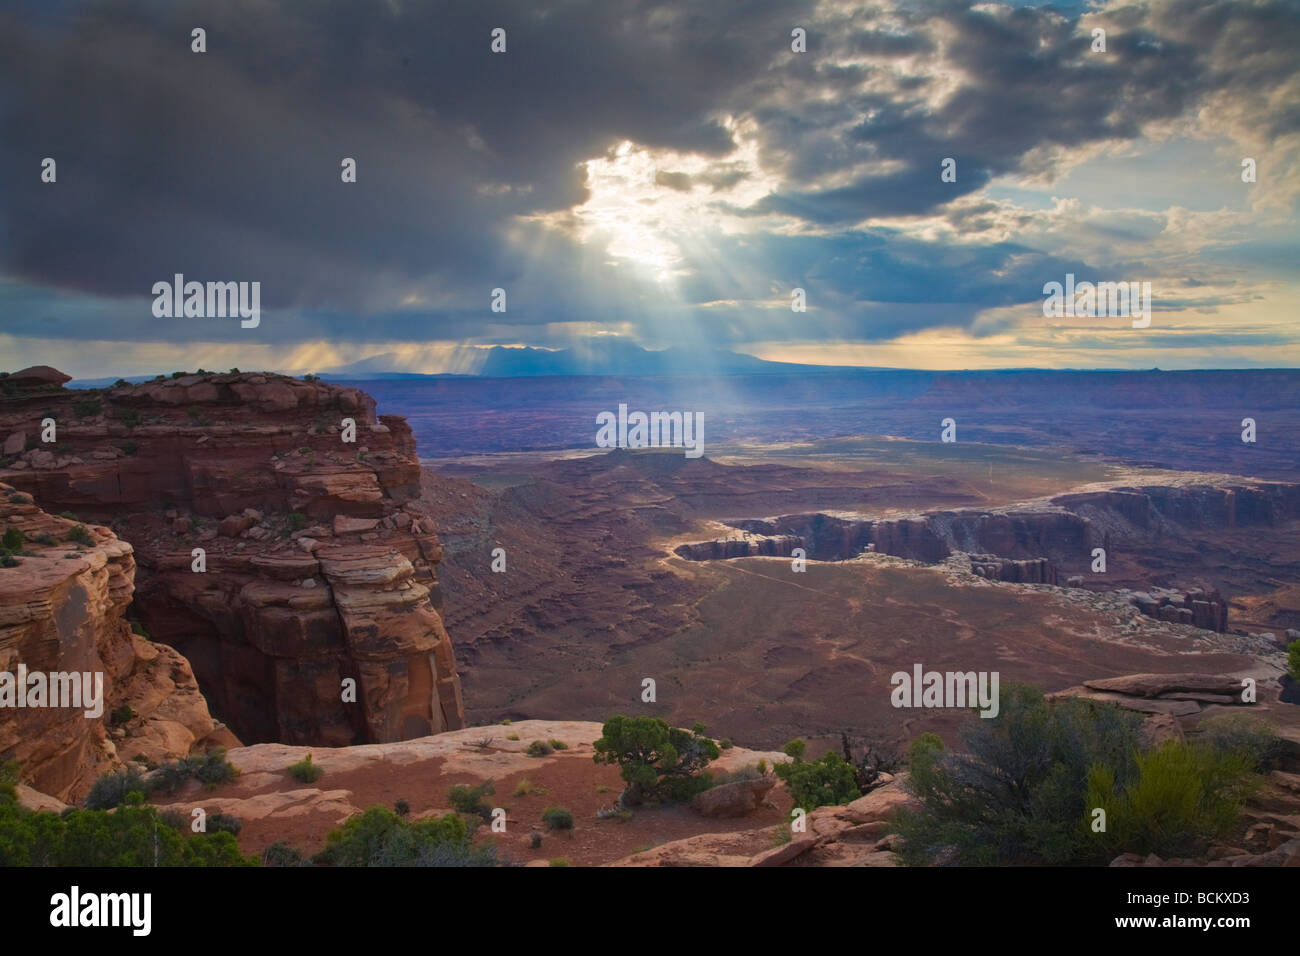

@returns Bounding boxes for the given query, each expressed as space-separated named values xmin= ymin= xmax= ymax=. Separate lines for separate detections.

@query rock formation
xmin=0 ymin=483 xmax=223 ymax=801
xmin=0 ymin=370 xmax=464 ymax=746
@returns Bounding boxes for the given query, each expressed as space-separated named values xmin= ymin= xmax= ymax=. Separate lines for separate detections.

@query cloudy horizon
xmin=2 ymin=0 xmax=1298 ymax=378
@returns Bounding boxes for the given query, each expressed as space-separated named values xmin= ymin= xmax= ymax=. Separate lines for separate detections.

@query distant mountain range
xmin=317 ymin=341 xmax=872 ymax=379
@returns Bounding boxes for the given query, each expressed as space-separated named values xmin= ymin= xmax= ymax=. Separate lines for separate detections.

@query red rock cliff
xmin=0 ymin=483 xmax=224 ymax=801
xmin=0 ymin=371 xmax=464 ymax=746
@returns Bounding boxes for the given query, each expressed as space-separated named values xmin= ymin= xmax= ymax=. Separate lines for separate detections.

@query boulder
xmin=691 ymin=775 xmax=775 ymax=817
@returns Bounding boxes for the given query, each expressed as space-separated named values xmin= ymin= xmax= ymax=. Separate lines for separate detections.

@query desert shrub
xmin=116 ymin=409 xmax=143 ymax=429
xmin=84 ymin=768 xmax=150 ymax=811
xmin=394 ymin=799 xmax=410 ymax=817
xmin=206 ymin=812 xmax=242 ymax=836
xmin=775 ymin=751 xmax=860 ymax=810
xmin=110 ymin=704 xmax=135 ymax=725
xmin=113 ymin=378 xmax=129 ymax=388
xmin=840 ymin=731 xmax=904 ymax=790
xmin=548 ymin=858 xmax=570 ymax=867
xmin=66 ymin=524 xmax=94 ymax=547
xmin=592 ymin=715 xmax=720 ymax=805
xmin=158 ymin=809 xmax=189 ymax=831
xmin=130 ymin=620 xmax=151 ymax=639
xmin=32 ymin=532 xmax=54 ymax=545
xmin=783 ymin=739 xmax=807 ymax=760
xmin=262 ymin=842 xmax=304 ymax=867
xmin=59 ymin=511 xmax=77 ymax=520
xmin=1289 ymin=640 xmax=1300 ymax=682
xmin=120 ymin=440 xmax=138 ymax=456
xmin=6 ymin=492 xmax=30 ymax=504
xmin=542 ymin=807 xmax=574 ymax=831
xmin=447 ymin=781 xmax=495 ymax=820
xmin=72 ymin=399 xmax=101 ymax=418
xmin=1198 ymin=713 xmax=1284 ymax=772
xmin=287 ymin=512 xmax=307 ymax=531
xmin=513 ymin=779 xmax=547 ymax=797
xmin=505 ymin=732 xmax=520 ymax=741
xmin=0 ymin=556 xmax=18 ymax=568
xmin=548 ymin=739 xmax=568 ymax=751
xmin=151 ymin=749 xmax=238 ymax=794
xmin=895 ymin=685 xmax=1156 ymax=866
xmin=171 ymin=371 xmax=186 ymax=379
xmin=228 ymin=368 xmax=241 ymax=374
xmin=314 ymin=805 xmax=496 ymax=867
xmin=719 ymin=738 xmax=733 ymax=750
xmin=1088 ymin=741 xmax=1258 ymax=859
xmin=2 ymin=527 xmax=23 ymax=551
xmin=526 ymin=740 xmax=553 ymax=757
xmin=287 ymin=753 xmax=323 ymax=783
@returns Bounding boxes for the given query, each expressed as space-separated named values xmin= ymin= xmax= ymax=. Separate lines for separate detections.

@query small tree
xmin=1288 ymin=640 xmax=1300 ymax=683
xmin=592 ymin=715 xmax=719 ymax=805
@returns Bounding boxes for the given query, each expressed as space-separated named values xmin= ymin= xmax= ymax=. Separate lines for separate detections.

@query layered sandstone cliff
xmin=0 ymin=370 xmax=464 ymax=746
xmin=0 ymin=483 xmax=223 ymax=801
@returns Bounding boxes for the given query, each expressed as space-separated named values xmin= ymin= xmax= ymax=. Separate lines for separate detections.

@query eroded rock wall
xmin=0 ymin=372 xmax=465 ymax=746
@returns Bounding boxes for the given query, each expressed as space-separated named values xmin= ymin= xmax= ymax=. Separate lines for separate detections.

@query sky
xmin=1 ymin=0 xmax=1297 ymax=377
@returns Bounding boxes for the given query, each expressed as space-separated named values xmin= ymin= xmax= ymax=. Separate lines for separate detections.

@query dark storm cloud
xmin=0 ymin=0 xmax=815 ymax=316
xmin=0 ymin=0 xmax=1296 ymax=351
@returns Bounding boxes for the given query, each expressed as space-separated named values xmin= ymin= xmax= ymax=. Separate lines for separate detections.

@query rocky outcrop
xmin=0 ymin=370 xmax=464 ymax=747
xmin=1125 ymin=587 xmax=1229 ymax=632
xmin=969 ymin=554 xmax=1057 ymax=584
xmin=1047 ymin=672 xmax=1255 ymax=715
xmin=0 ymin=484 xmax=223 ymax=801
xmin=691 ymin=775 xmax=775 ymax=817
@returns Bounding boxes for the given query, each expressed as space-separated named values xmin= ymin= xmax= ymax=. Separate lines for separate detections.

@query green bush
xmin=1289 ymin=640 xmax=1300 ymax=682
xmin=893 ymin=684 xmax=1205 ymax=866
xmin=0 ymin=797 xmax=255 ymax=867
xmin=1088 ymin=740 xmax=1258 ymax=858
xmin=592 ymin=715 xmax=720 ymax=805
xmin=775 ymin=751 xmax=860 ymax=810
xmin=150 ymin=749 xmax=239 ymax=794
xmin=542 ymin=806 xmax=574 ymax=831
xmin=287 ymin=753 xmax=323 ymax=783
xmin=0 ymin=556 xmax=18 ymax=568
xmin=287 ymin=512 xmax=307 ymax=531
xmin=1198 ymin=713 xmax=1284 ymax=772
xmin=72 ymin=399 xmax=101 ymax=418
xmin=548 ymin=739 xmax=569 ymax=751
xmin=783 ymin=738 xmax=807 ymax=760
xmin=116 ymin=409 xmax=143 ymax=429
xmin=447 ymin=781 xmax=495 ymax=820
xmin=394 ymin=799 xmax=410 ymax=817
xmin=262 ymin=842 xmax=304 ymax=866
xmin=1 ymin=527 xmax=23 ymax=552
xmin=206 ymin=813 xmax=242 ymax=836
xmin=110 ymin=704 xmax=135 ymax=725
xmin=314 ymin=805 xmax=497 ymax=867
xmin=66 ymin=524 xmax=94 ymax=547
xmin=84 ymin=768 xmax=149 ymax=810
xmin=526 ymin=740 xmax=553 ymax=757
